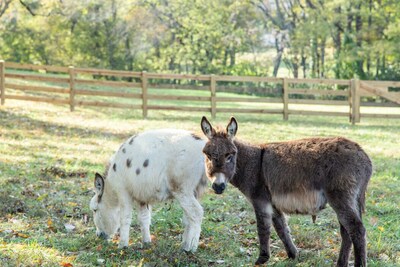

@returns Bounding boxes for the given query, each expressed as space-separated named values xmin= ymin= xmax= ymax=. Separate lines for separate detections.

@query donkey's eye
xmin=226 ymin=154 xmax=234 ymax=163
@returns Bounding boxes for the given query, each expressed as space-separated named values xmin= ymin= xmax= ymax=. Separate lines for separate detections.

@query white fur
xmin=90 ymin=129 xmax=207 ymax=252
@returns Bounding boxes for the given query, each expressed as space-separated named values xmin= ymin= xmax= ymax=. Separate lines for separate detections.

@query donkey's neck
xmin=230 ymin=139 xmax=263 ymax=196
xmin=103 ymin=180 xmax=119 ymax=207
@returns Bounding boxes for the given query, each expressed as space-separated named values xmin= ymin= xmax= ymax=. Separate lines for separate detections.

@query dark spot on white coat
xmin=143 ymin=159 xmax=149 ymax=167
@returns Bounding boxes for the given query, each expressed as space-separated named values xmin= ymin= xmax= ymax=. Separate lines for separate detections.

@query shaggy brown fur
xmin=201 ymin=117 xmax=372 ymax=267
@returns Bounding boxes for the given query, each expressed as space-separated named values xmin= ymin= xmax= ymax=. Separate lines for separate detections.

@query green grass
xmin=0 ymin=99 xmax=399 ymax=266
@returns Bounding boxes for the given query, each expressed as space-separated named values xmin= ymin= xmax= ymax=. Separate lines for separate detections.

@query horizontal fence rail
xmin=0 ymin=60 xmax=399 ymax=124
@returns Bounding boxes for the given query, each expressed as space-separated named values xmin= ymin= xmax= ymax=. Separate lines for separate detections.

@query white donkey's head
xmin=89 ymin=173 xmax=120 ymax=239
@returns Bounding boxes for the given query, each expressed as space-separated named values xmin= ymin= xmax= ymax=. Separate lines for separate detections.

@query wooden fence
xmin=1 ymin=60 xmax=400 ymax=124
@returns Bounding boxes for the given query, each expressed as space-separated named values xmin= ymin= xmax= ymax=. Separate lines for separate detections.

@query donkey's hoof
xmin=255 ymin=255 xmax=269 ymax=265
xmin=141 ymin=241 xmax=152 ymax=249
xmin=181 ymin=244 xmax=197 ymax=253
xmin=118 ymin=241 xmax=129 ymax=249
xmin=287 ymin=247 xmax=298 ymax=259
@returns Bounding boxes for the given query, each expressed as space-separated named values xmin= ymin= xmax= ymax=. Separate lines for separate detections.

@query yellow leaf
xmin=150 ymin=234 xmax=157 ymax=242
xmin=378 ymin=226 xmax=385 ymax=232
xmin=277 ymin=250 xmax=286 ymax=257
xmin=198 ymin=241 xmax=206 ymax=249
xmin=16 ymin=232 xmax=29 ymax=238
xmin=60 ymin=262 xmax=73 ymax=267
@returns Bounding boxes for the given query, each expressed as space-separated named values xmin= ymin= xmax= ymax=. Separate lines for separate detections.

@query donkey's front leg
xmin=272 ymin=207 xmax=297 ymax=259
xmin=252 ymin=199 xmax=273 ymax=265
xmin=119 ymin=201 xmax=133 ymax=248
xmin=174 ymin=192 xmax=204 ymax=252
xmin=137 ymin=203 xmax=152 ymax=244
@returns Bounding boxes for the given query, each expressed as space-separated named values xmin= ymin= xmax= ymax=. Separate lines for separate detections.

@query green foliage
xmin=0 ymin=0 xmax=400 ymax=79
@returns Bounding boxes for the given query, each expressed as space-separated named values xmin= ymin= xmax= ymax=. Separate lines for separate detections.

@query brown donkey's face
xmin=201 ymin=116 xmax=238 ymax=194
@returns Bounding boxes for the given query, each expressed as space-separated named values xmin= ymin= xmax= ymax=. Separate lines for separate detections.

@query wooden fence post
xmin=348 ymin=80 xmax=353 ymax=123
xmin=68 ymin=66 xmax=75 ymax=111
xmin=0 ymin=60 xmax=5 ymax=105
xmin=141 ymin=71 xmax=148 ymax=118
xmin=283 ymin=78 xmax=289 ymax=120
xmin=210 ymin=74 xmax=216 ymax=119
xmin=350 ymin=78 xmax=361 ymax=124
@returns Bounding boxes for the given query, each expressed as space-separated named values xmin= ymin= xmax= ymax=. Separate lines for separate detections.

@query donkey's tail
xmin=358 ymin=165 xmax=373 ymax=215
xmin=358 ymin=190 xmax=366 ymax=214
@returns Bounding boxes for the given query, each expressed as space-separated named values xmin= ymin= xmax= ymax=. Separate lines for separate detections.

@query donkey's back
xmin=109 ymin=129 xmax=207 ymax=203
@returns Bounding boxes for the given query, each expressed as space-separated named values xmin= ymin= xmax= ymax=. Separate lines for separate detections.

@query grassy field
xmin=0 ymin=99 xmax=399 ymax=267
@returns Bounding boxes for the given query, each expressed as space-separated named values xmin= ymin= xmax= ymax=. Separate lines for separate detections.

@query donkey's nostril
xmin=220 ymin=183 xmax=226 ymax=191
xmin=212 ymin=183 xmax=217 ymax=191
xmin=212 ymin=183 xmax=226 ymax=194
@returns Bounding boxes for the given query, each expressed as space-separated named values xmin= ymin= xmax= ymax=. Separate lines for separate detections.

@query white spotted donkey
xmin=90 ymin=129 xmax=207 ymax=252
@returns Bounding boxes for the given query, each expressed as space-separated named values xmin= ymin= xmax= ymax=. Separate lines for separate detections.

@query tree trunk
xmin=292 ymin=55 xmax=299 ymax=78
xmin=311 ymin=38 xmax=318 ymax=77
xmin=301 ymin=49 xmax=307 ymax=78
xmin=273 ymin=34 xmax=284 ymax=77
xmin=273 ymin=52 xmax=282 ymax=77
xmin=375 ymin=57 xmax=380 ymax=79
xmin=229 ymin=48 xmax=235 ymax=67
xmin=223 ymin=50 xmax=228 ymax=67
xmin=355 ymin=2 xmax=364 ymax=77
xmin=332 ymin=6 xmax=342 ymax=78
xmin=320 ymin=38 xmax=326 ymax=78
xmin=366 ymin=0 xmax=372 ymax=74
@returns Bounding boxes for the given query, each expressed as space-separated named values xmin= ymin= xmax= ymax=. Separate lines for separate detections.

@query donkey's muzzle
xmin=212 ymin=182 xmax=226 ymax=194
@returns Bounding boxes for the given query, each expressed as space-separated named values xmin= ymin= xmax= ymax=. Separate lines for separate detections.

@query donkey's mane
xmin=213 ymin=126 xmax=230 ymax=138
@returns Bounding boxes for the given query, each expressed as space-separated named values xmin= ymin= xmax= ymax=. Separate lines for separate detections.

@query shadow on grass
xmin=0 ymin=109 xmax=131 ymax=140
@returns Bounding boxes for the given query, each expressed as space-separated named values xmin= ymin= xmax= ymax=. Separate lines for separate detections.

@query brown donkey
xmin=200 ymin=116 xmax=372 ymax=266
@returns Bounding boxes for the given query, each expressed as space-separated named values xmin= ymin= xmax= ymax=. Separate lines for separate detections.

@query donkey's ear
xmin=201 ymin=116 xmax=215 ymax=139
xmin=94 ymin=173 xmax=105 ymax=199
xmin=226 ymin=117 xmax=238 ymax=139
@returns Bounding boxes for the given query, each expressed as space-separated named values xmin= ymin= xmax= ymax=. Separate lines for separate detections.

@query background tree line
xmin=0 ymin=0 xmax=399 ymax=80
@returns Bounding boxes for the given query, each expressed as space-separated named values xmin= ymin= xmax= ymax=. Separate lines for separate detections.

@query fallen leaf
xmin=16 ymin=232 xmax=29 ymax=238
xmin=150 ymin=234 xmax=157 ymax=242
xmin=60 ymin=262 xmax=73 ymax=267
xmin=198 ymin=241 xmax=206 ymax=249
xmin=277 ymin=250 xmax=286 ymax=257
xmin=48 ymin=218 xmax=56 ymax=232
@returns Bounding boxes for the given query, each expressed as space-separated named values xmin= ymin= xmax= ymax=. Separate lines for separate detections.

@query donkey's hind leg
xmin=272 ymin=207 xmax=297 ymax=259
xmin=337 ymin=223 xmax=352 ymax=267
xmin=137 ymin=203 xmax=152 ymax=244
xmin=174 ymin=192 xmax=204 ymax=252
xmin=328 ymin=194 xmax=367 ymax=267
